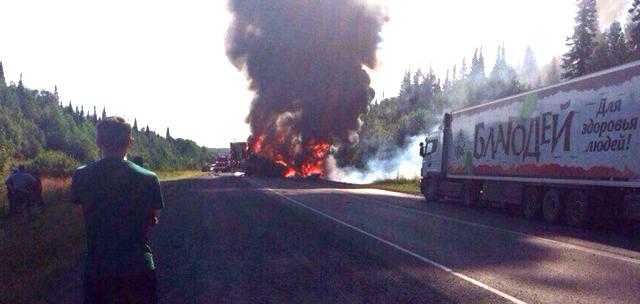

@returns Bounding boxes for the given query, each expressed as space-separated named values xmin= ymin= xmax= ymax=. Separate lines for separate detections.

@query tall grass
xmin=0 ymin=171 xmax=202 ymax=303
xmin=369 ymin=177 xmax=422 ymax=195
xmin=0 ymin=177 xmax=83 ymax=304
xmin=156 ymin=170 xmax=203 ymax=181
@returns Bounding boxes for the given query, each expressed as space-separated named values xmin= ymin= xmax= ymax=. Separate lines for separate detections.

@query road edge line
xmin=253 ymin=181 xmax=527 ymax=304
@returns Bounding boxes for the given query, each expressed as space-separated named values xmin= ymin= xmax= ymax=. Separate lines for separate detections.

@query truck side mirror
xmin=419 ymin=142 xmax=426 ymax=157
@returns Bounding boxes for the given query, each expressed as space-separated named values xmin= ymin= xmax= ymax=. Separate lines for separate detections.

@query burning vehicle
xmin=226 ymin=0 xmax=387 ymax=178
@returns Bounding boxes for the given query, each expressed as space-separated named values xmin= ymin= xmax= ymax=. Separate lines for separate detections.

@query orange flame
xmin=253 ymin=134 xmax=265 ymax=154
xmin=250 ymin=134 xmax=331 ymax=178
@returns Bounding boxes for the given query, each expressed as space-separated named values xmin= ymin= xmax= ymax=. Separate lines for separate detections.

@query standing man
xmin=5 ymin=166 xmax=36 ymax=217
xmin=72 ymin=117 xmax=164 ymax=304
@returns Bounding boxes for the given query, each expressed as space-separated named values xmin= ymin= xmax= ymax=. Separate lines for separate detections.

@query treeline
xmin=563 ymin=0 xmax=640 ymax=78
xmin=336 ymin=0 xmax=640 ymax=169
xmin=0 ymin=63 xmax=214 ymax=176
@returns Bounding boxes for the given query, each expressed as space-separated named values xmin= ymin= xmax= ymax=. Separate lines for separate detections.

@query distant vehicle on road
xmin=201 ymin=164 xmax=213 ymax=172
xmin=420 ymin=61 xmax=640 ymax=228
xmin=229 ymin=142 xmax=248 ymax=171
xmin=214 ymin=156 xmax=231 ymax=173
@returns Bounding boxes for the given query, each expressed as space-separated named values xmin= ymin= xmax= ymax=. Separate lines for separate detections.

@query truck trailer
xmin=419 ymin=61 xmax=640 ymax=228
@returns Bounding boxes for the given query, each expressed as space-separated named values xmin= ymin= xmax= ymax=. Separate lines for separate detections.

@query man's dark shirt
xmin=71 ymin=158 xmax=164 ymax=278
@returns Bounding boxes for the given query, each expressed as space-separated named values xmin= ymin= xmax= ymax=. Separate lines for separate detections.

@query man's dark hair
xmin=97 ymin=116 xmax=132 ymax=151
xmin=17 ymin=165 xmax=26 ymax=171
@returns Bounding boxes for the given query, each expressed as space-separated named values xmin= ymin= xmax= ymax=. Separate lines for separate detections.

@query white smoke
xmin=328 ymin=134 xmax=427 ymax=184
xmin=598 ymin=0 xmax=633 ymax=29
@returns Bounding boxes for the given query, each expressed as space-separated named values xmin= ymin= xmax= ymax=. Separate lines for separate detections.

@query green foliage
xmin=629 ymin=0 xmax=640 ymax=57
xmin=0 ymin=61 xmax=4 ymax=84
xmin=606 ymin=22 xmax=630 ymax=66
xmin=344 ymin=0 xmax=640 ymax=169
xmin=562 ymin=0 xmax=599 ymax=78
xmin=25 ymin=150 xmax=80 ymax=177
xmin=128 ymin=127 xmax=215 ymax=171
xmin=519 ymin=46 xmax=540 ymax=89
xmin=544 ymin=57 xmax=562 ymax=85
xmin=0 ymin=64 xmax=215 ymax=175
xmin=562 ymin=1 xmax=637 ymax=78
xmin=337 ymin=45 xmax=526 ymax=169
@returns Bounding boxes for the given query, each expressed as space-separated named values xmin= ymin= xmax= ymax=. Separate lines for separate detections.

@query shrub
xmin=25 ymin=150 xmax=80 ymax=177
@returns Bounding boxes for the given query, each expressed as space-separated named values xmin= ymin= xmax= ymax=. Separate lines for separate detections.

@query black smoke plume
xmin=226 ymin=0 xmax=387 ymax=176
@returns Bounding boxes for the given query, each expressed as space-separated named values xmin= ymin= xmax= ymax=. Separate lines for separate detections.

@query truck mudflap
xmin=623 ymin=194 xmax=640 ymax=220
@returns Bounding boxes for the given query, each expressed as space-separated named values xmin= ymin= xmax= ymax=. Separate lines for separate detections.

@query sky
xmin=0 ymin=0 xmax=632 ymax=147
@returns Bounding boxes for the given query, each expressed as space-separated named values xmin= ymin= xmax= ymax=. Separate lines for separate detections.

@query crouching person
xmin=5 ymin=166 xmax=37 ymax=218
xmin=72 ymin=116 xmax=164 ymax=304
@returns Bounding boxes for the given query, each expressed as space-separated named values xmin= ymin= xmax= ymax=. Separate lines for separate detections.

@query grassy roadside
xmin=368 ymin=178 xmax=422 ymax=196
xmin=0 ymin=170 xmax=202 ymax=304
xmin=156 ymin=170 xmax=204 ymax=181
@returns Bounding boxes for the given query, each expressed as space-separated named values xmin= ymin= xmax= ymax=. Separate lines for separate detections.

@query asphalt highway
xmin=49 ymin=175 xmax=640 ymax=303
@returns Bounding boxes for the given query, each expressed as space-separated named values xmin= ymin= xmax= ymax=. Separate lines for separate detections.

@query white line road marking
xmin=254 ymin=182 xmax=527 ymax=304
xmin=339 ymin=190 xmax=640 ymax=266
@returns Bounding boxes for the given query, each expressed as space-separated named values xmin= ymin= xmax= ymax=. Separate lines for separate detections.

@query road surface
xmin=50 ymin=175 xmax=640 ymax=303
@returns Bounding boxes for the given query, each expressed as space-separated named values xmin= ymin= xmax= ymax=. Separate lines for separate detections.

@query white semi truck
xmin=419 ymin=61 xmax=640 ymax=228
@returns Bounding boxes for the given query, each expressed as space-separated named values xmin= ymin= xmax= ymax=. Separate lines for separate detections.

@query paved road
xmin=51 ymin=175 xmax=640 ymax=303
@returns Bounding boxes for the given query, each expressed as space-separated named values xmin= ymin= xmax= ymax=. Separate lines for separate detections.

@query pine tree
xmin=54 ymin=85 xmax=59 ymax=101
xmin=452 ymin=65 xmax=457 ymax=81
xmin=460 ymin=58 xmax=467 ymax=79
xmin=591 ymin=33 xmax=609 ymax=71
xmin=133 ymin=119 xmax=138 ymax=132
xmin=606 ymin=22 xmax=629 ymax=66
xmin=562 ymin=0 xmax=599 ymax=78
xmin=18 ymin=73 xmax=24 ymax=90
xmin=545 ymin=57 xmax=562 ymax=85
xmin=443 ymin=69 xmax=451 ymax=93
xmin=145 ymin=126 xmax=150 ymax=136
xmin=471 ymin=48 xmax=479 ymax=75
xmin=74 ymin=106 xmax=80 ymax=123
xmin=412 ymin=69 xmax=423 ymax=88
xmin=166 ymin=127 xmax=172 ymax=140
xmin=470 ymin=47 xmax=486 ymax=79
xmin=398 ymin=70 xmax=414 ymax=111
xmin=92 ymin=106 xmax=98 ymax=124
xmin=101 ymin=107 xmax=107 ymax=120
xmin=0 ymin=61 xmax=4 ymax=85
xmin=478 ymin=47 xmax=485 ymax=76
xmin=399 ymin=70 xmax=412 ymax=97
xmin=520 ymin=46 xmax=540 ymax=89
xmin=489 ymin=44 xmax=520 ymax=100
xmin=628 ymin=0 xmax=640 ymax=58
xmin=66 ymin=101 xmax=74 ymax=115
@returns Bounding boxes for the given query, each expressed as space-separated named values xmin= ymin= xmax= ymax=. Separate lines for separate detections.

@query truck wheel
xmin=523 ymin=187 xmax=541 ymax=219
xmin=566 ymin=190 xmax=589 ymax=228
xmin=462 ymin=182 xmax=478 ymax=207
xmin=543 ymin=189 xmax=563 ymax=223
xmin=589 ymin=190 xmax=614 ymax=228
xmin=422 ymin=177 xmax=438 ymax=202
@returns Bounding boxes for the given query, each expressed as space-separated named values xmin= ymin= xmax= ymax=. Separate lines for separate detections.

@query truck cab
xmin=214 ymin=156 xmax=231 ymax=173
xmin=420 ymin=131 xmax=443 ymax=177
xmin=419 ymin=127 xmax=446 ymax=201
